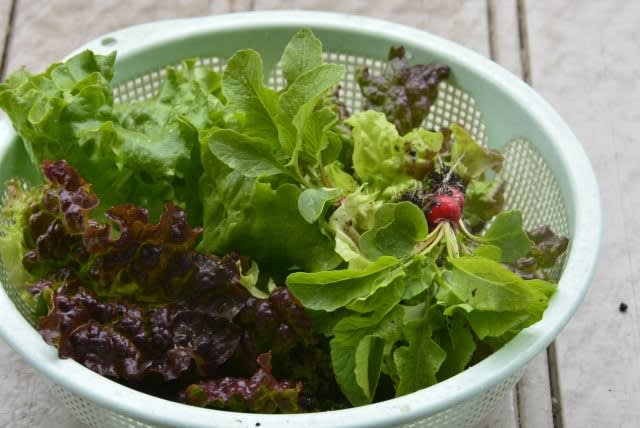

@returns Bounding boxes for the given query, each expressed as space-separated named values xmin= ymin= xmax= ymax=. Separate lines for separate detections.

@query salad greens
xmin=0 ymin=29 xmax=569 ymax=414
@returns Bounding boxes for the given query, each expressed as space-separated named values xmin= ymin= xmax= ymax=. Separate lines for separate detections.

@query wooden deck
xmin=0 ymin=1 xmax=637 ymax=426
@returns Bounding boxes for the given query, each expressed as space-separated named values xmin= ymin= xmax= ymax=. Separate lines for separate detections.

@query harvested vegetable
xmin=0 ymin=29 xmax=569 ymax=413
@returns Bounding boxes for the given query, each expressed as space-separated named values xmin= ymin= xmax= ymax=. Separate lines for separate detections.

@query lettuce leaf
xmin=0 ymin=52 xmax=223 ymax=221
xmin=356 ymin=46 xmax=449 ymax=135
xmin=347 ymin=111 xmax=442 ymax=190
xmin=180 ymin=352 xmax=305 ymax=413
xmin=200 ymin=31 xmax=346 ymax=273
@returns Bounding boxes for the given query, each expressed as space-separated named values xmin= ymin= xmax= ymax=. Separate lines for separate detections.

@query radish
xmin=426 ymin=194 xmax=462 ymax=228
xmin=447 ymin=186 xmax=465 ymax=209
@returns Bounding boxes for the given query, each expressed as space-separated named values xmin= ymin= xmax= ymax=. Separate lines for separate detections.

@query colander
xmin=0 ymin=11 xmax=601 ymax=428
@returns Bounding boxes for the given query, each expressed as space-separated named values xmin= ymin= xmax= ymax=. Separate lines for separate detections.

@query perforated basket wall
xmin=1 ymin=51 xmax=568 ymax=428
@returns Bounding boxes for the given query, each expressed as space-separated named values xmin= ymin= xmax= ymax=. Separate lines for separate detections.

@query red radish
xmin=447 ymin=186 xmax=465 ymax=209
xmin=426 ymin=194 xmax=462 ymax=228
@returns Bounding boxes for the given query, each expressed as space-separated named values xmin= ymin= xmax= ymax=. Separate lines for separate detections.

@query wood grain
xmin=527 ymin=1 xmax=640 ymax=427
xmin=254 ymin=0 xmax=490 ymax=57
xmin=4 ymin=0 xmax=212 ymax=73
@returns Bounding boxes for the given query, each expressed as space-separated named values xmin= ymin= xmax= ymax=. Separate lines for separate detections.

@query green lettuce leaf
xmin=222 ymin=49 xmax=279 ymax=142
xmin=441 ymin=256 xmax=557 ymax=341
xmin=198 ymin=158 xmax=340 ymax=273
xmin=435 ymin=312 xmax=476 ymax=381
xmin=450 ymin=124 xmax=503 ymax=180
xmin=280 ymin=28 xmax=324 ymax=85
xmin=0 ymin=51 xmax=223 ymax=221
xmin=330 ymin=307 xmax=404 ymax=405
xmin=463 ymin=176 xmax=505 ymax=231
xmin=277 ymin=64 xmax=345 ymax=162
xmin=0 ymin=182 xmax=38 ymax=305
xmin=206 ymin=129 xmax=288 ymax=177
xmin=481 ymin=211 xmax=531 ymax=263
xmin=297 ymin=187 xmax=341 ymax=224
xmin=347 ymin=111 xmax=442 ymax=190
xmin=286 ymin=256 xmax=400 ymax=312
xmin=360 ymin=201 xmax=428 ymax=260
xmin=394 ymin=317 xmax=446 ymax=396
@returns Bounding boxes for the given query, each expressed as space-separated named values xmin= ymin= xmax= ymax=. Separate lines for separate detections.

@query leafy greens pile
xmin=0 ymin=29 xmax=568 ymax=413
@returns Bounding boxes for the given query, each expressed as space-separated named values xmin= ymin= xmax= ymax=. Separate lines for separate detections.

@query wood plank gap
xmin=0 ymin=0 xmax=17 ymax=80
xmin=485 ymin=0 xmax=497 ymax=63
xmin=516 ymin=0 xmax=531 ymax=84
xmin=546 ymin=342 xmax=564 ymax=428
xmin=518 ymin=2 xmax=562 ymax=426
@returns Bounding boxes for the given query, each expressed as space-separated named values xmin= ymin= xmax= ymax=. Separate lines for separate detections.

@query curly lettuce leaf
xmin=199 ymin=148 xmax=340 ymax=273
xmin=180 ymin=352 xmax=305 ymax=413
xmin=509 ymin=226 xmax=569 ymax=280
xmin=528 ymin=225 xmax=570 ymax=268
xmin=356 ymin=46 xmax=450 ymax=135
xmin=449 ymin=124 xmax=503 ymax=180
xmin=37 ymin=278 xmax=314 ymax=384
xmin=0 ymin=181 xmax=39 ymax=304
xmin=347 ymin=111 xmax=442 ymax=190
xmin=0 ymin=51 xmax=223 ymax=221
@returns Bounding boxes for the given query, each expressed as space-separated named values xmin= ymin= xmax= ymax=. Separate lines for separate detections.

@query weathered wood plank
xmin=527 ymin=1 xmax=640 ymax=427
xmin=254 ymin=0 xmax=490 ymax=57
xmin=486 ymin=0 xmax=522 ymax=77
xmin=518 ymin=352 xmax=554 ymax=428
xmin=4 ymin=0 xmax=212 ymax=74
xmin=209 ymin=0 xmax=254 ymax=14
xmin=0 ymin=0 xmax=13 ymax=78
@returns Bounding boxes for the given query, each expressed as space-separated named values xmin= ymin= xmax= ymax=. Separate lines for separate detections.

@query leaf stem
xmin=443 ymin=223 xmax=460 ymax=258
xmin=458 ymin=219 xmax=483 ymax=242
xmin=415 ymin=223 xmax=444 ymax=255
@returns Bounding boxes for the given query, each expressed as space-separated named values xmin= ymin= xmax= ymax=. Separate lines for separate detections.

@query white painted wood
xmin=527 ymin=1 xmax=640 ymax=427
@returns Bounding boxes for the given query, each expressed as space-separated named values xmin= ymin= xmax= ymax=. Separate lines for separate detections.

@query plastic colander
xmin=0 ymin=11 xmax=601 ymax=428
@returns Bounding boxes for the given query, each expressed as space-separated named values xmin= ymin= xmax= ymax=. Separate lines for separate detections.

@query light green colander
xmin=0 ymin=11 xmax=601 ymax=428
